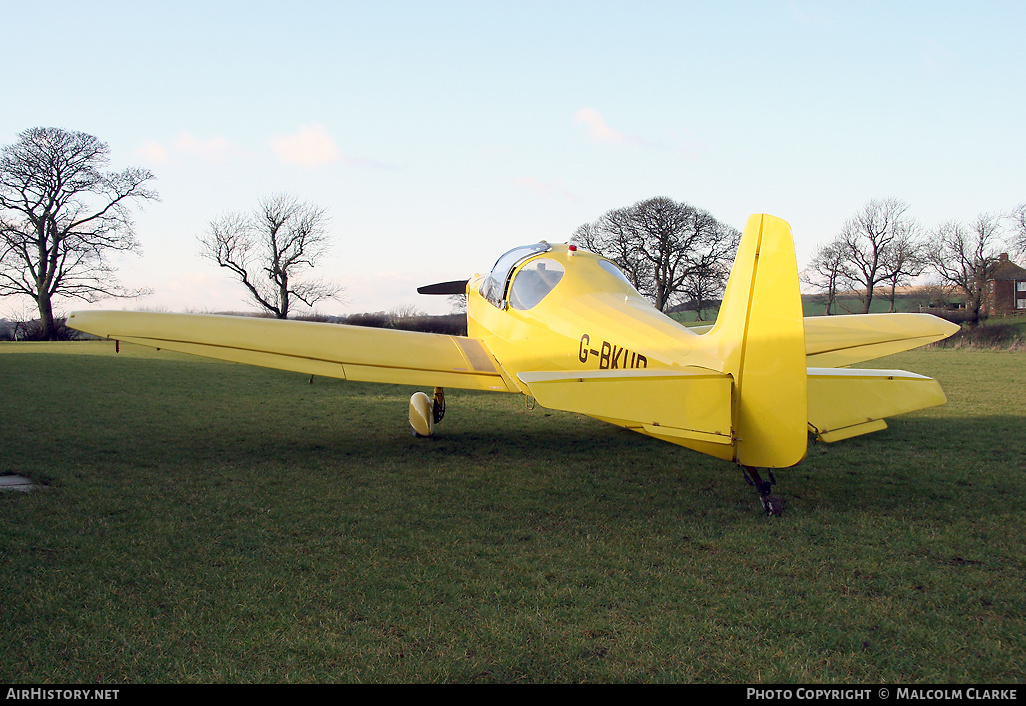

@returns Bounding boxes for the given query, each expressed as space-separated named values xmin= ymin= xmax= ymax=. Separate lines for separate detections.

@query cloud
xmin=573 ymin=108 xmax=635 ymax=145
xmin=172 ymin=133 xmax=232 ymax=161
xmin=134 ymin=141 xmax=170 ymax=164
xmin=514 ymin=177 xmax=579 ymax=202
xmin=574 ymin=108 xmax=696 ymax=155
xmin=270 ymin=124 xmax=341 ymax=167
xmin=132 ymin=133 xmax=232 ymax=165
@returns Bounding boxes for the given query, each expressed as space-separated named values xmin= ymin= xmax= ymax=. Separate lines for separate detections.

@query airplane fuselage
xmin=466 ymin=244 xmax=720 ymax=392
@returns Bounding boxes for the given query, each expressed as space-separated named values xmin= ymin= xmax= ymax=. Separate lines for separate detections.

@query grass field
xmin=1 ymin=341 xmax=1024 ymax=683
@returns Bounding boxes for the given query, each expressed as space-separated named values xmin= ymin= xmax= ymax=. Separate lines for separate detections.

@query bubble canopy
xmin=508 ymin=258 xmax=565 ymax=310
xmin=479 ymin=242 xmax=641 ymax=310
xmin=479 ymin=242 xmax=551 ymax=307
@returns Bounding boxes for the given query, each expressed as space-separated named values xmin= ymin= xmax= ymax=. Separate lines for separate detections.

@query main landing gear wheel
xmin=409 ymin=387 xmax=446 ymax=437
xmin=742 ymin=466 xmax=784 ymax=516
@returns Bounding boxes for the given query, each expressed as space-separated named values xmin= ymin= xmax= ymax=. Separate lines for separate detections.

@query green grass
xmin=800 ymin=293 xmax=931 ymax=316
xmin=1 ymin=342 xmax=1024 ymax=683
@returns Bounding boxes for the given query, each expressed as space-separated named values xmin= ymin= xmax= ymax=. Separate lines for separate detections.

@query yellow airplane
xmin=67 ymin=214 xmax=959 ymax=514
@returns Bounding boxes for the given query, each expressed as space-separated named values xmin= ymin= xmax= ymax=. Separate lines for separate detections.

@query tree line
xmin=1 ymin=127 xmax=342 ymax=339
xmin=3 ymin=126 xmax=1025 ymax=339
xmin=577 ymin=196 xmax=1026 ymax=327
xmin=803 ymin=198 xmax=1026 ymax=324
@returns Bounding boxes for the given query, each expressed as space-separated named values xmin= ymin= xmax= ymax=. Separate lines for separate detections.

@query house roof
xmin=991 ymin=254 xmax=1026 ymax=281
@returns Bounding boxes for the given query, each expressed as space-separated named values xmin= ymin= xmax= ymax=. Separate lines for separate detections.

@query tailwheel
xmin=742 ymin=466 xmax=784 ymax=516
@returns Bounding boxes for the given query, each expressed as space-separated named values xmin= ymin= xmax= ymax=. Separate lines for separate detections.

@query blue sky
xmin=2 ymin=0 xmax=1024 ymax=315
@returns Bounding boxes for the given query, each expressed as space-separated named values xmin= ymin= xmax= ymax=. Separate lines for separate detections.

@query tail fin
xmin=704 ymin=214 xmax=807 ymax=467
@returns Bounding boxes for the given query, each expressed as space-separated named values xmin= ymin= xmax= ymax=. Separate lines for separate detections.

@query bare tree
xmin=801 ymin=237 xmax=853 ymax=315
xmin=1011 ymin=202 xmax=1026 ymax=257
xmin=877 ymin=226 xmax=928 ymax=312
xmin=447 ymin=293 xmax=467 ymax=314
xmin=677 ymin=222 xmax=741 ymax=320
xmin=0 ymin=127 xmax=157 ymax=339
xmin=925 ymin=213 xmax=1003 ymax=326
xmin=199 ymin=194 xmax=343 ymax=318
xmin=572 ymin=196 xmax=739 ymax=312
xmin=836 ymin=198 xmax=920 ymax=314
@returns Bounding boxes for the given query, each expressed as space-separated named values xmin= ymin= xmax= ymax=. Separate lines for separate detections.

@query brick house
xmin=985 ymin=253 xmax=1026 ymax=315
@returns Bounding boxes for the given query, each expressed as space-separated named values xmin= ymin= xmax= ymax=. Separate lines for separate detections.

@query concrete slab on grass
xmin=0 ymin=474 xmax=37 ymax=492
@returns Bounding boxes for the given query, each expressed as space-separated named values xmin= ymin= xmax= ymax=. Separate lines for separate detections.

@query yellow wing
xmin=66 ymin=310 xmax=514 ymax=392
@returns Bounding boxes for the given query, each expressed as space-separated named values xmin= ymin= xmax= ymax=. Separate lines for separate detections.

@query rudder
xmin=703 ymin=214 xmax=807 ymax=468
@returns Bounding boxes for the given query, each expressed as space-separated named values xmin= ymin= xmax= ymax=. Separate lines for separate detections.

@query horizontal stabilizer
xmin=67 ymin=310 xmax=512 ymax=392
xmin=804 ymin=314 xmax=960 ymax=367
xmin=692 ymin=313 xmax=959 ymax=367
xmin=807 ymin=367 xmax=947 ymax=442
xmin=517 ymin=368 xmax=733 ymax=445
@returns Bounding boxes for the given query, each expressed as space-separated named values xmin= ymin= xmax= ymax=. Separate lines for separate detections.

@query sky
xmin=2 ymin=0 xmax=1025 ymax=317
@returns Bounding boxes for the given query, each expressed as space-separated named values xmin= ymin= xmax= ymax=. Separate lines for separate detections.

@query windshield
xmin=480 ymin=242 xmax=551 ymax=307
xmin=508 ymin=258 xmax=565 ymax=310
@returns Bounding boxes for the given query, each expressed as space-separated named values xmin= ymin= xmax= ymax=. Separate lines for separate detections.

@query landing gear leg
xmin=742 ymin=466 xmax=784 ymax=516
xmin=432 ymin=387 xmax=445 ymax=425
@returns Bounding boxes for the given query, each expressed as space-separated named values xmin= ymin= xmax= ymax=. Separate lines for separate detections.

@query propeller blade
xmin=417 ymin=279 xmax=469 ymax=295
